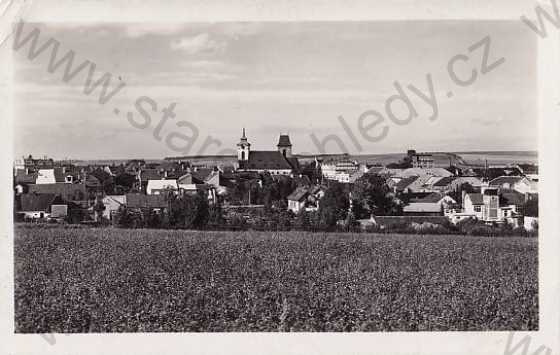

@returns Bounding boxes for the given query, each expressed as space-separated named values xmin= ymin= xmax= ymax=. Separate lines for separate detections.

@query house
xmin=403 ymin=193 xmax=457 ymax=216
xmin=390 ymin=176 xmax=419 ymax=194
xmin=287 ymin=185 xmax=325 ymax=213
xmin=36 ymin=169 xmax=59 ymax=184
xmin=102 ymin=195 xmax=127 ymax=220
xmin=287 ymin=187 xmax=309 ymax=213
xmin=456 ymin=187 xmax=523 ymax=225
xmin=146 ymin=179 xmax=178 ymax=195
xmin=489 ymin=176 xmax=534 ymax=194
xmin=237 ymin=129 xmax=300 ymax=175
xmin=517 ymin=164 xmax=538 ymax=182
xmin=179 ymin=183 xmax=218 ymax=205
xmin=28 ymin=183 xmax=88 ymax=202
xmin=126 ymin=193 xmax=168 ymax=212
xmin=321 ymin=158 xmax=359 ymax=182
xmin=398 ymin=167 xmax=454 ymax=178
xmin=404 ymin=175 xmax=441 ymax=193
xmin=17 ymin=193 xmax=61 ymax=220
xmin=431 ymin=176 xmax=456 ymax=192
xmin=409 ymin=151 xmax=434 ymax=168
xmin=449 ymin=176 xmax=484 ymax=191
xmin=402 ymin=202 xmax=443 ymax=216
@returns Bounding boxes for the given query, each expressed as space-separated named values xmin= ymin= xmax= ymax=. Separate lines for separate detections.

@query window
xmin=474 ymin=205 xmax=481 ymax=212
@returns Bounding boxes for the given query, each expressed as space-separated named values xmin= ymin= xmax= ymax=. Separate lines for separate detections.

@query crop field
xmin=14 ymin=226 xmax=538 ymax=332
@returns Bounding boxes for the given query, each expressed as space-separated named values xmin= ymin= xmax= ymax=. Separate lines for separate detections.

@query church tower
xmin=237 ymin=128 xmax=251 ymax=162
xmin=277 ymin=134 xmax=292 ymax=158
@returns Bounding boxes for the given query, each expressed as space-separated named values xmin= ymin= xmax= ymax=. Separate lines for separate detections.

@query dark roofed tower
xmin=277 ymin=134 xmax=292 ymax=158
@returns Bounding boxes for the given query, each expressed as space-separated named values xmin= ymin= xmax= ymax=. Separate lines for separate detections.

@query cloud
xmin=170 ymin=33 xmax=225 ymax=54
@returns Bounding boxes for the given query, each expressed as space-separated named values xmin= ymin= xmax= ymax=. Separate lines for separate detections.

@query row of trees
xmin=112 ymin=192 xmax=223 ymax=229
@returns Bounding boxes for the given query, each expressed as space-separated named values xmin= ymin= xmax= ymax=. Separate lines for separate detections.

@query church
xmin=236 ymin=129 xmax=300 ymax=175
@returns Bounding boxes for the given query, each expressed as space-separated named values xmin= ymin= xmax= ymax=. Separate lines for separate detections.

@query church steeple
xmin=237 ymin=128 xmax=250 ymax=161
xmin=277 ymin=134 xmax=292 ymax=158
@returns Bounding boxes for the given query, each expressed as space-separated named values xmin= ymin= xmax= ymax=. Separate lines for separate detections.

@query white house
xmin=146 ymin=179 xmax=178 ymax=195
xmin=489 ymin=176 xmax=533 ymax=194
xmin=287 ymin=186 xmax=325 ymax=213
xmin=452 ymin=187 xmax=524 ymax=226
xmin=102 ymin=195 xmax=127 ymax=220
xmin=35 ymin=169 xmax=57 ymax=184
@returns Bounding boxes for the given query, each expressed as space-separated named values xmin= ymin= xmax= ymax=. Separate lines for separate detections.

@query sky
xmin=13 ymin=21 xmax=537 ymax=159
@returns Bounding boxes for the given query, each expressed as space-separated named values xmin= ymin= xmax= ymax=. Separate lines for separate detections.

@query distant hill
xmin=69 ymin=150 xmax=537 ymax=168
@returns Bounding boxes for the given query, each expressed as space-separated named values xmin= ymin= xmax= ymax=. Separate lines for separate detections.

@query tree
xmin=352 ymin=174 xmax=402 ymax=216
xmin=344 ymin=211 xmax=360 ymax=232
xmin=93 ymin=198 xmax=106 ymax=223
xmin=169 ymin=192 xmax=209 ymax=229
xmin=351 ymin=198 xmax=369 ymax=219
xmin=523 ymin=198 xmax=538 ymax=217
xmin=294 ymin=211 xmax=311 ymax=231
xmin=208 ymin=203 xmax=225 ymax=227
xmin=319 ymin=182 xmax=349 ymax=229
xmin=113 ymin=206 xmax=133 ymax=228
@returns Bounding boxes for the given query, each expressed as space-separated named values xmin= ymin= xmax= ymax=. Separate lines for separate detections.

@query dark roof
xmin=84 ymin=174 xmax=101 ymax=188
xmin=410 ymin=192 xmax=445 ymax=203
xmin=241 ymin=151 xmax=293 ymax=170
xmin=287 ymin=187 xmax=309 ymax=202
xmin=433 ymin=176 xmax=456 ymax=187
xmin=15 ymin=171 xmax=37 ymax=184
xmin=53 ymin=168 xmax=66 ymax=183
xmin=192 ymin=168 xmax=214 ymax=182
xmin=28 ymin=183 xmax=87 ymax=201
xmin=518 ymin=164 xmax=538 ymax=174
xmin=466 ymin=193 xmax=483 ymax=205
xmin=140 ymin=169 xmax=162 ymax=181
xmin=489 ymin=176 xmax=526 ymax=186
xmin=89 ymin=168 xmax=112 ymax=183
xmin=277 ymin=135 xmax=292 ymax=147
xmin=483 ymin=188 xmax=498 ymax=196
xmin=395 ymin=176 xmax=419 ymax=191
xmin=286 ymin=157 xmax=300 ymax=172
xmin=292 ymin=175 xmax=311 ymax=187
xmin=500 ymin=191 xmax=525 ymax=206
xmin=125 ymin=194 xmax=168 ymax=209
xmin=20 ymin=193 xmax=56 ymax=212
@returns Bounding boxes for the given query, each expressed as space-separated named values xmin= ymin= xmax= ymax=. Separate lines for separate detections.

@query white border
xmin=1 ymin=1 xmax=558 ymax=354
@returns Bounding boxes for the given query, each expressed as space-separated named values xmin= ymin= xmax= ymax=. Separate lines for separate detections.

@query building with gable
xmin=236 ymin=129 xmax=300 ymax=175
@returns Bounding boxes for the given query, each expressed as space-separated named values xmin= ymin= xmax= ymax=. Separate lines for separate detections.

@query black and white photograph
xmin=1 ymin=0 xmax=559 ymax=354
